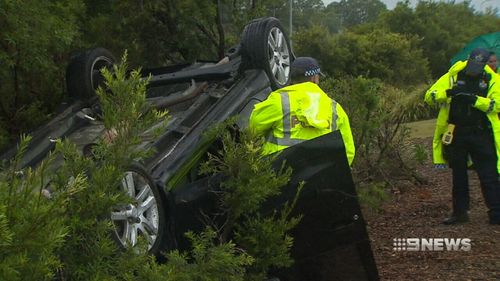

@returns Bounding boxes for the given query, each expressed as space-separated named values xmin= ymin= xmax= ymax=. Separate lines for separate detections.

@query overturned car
xmin=0 ymin=17 xmax=378 ymax=280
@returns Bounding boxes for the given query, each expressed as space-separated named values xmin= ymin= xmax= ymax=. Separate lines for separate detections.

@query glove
xmin=446 ymin=88 xmax=461 ymax=97
xmin=454 ymin=93 xmax=477 ymax=105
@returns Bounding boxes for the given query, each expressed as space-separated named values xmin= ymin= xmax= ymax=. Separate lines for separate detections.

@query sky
xmin=323 ymin=0 xmax=500 ymax=12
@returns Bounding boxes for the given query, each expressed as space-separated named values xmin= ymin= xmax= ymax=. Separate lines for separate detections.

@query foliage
xmin=82 ymin=0 xmax=220 ymax=65
xmin=200 ymin=128 xmax=291 ymax=220
xmin=52 ymin=142 xmax=139 ymax=281
xmin=412 ymin=143 xmax=428 ymax=165
xmin=0 ymin=0 xmax=83 ymax=150
xmin=0 ymin=136 xmax=73 ymax=281
xmin=234 ymin=192 xmax=302 ymax=280
xmin=200 ymin=125 xmax=302 ymax=279
xmin=294 ymin=25 xmax=430 ymax=87
xmin=324 ymin=0 xmax=387 ymax=31
xmin=95 ymin=51 xmax=169 ymax=165
xmin=321 ymin=76 xmax=428 ymax=200
xmin=79 ymin=0 xmax=329 ymax=67
xmin=136 ymin=229 xmax=253 ymax=281
xmin=81 ymin=0 xmax=253 ymax=66
xmin=0 ymin=127 xmax=9 ymax=153
xmin=356 ymin=182 xmax=390 ymax=212
xmin=376 ymin=1 xmax=500 ymax=78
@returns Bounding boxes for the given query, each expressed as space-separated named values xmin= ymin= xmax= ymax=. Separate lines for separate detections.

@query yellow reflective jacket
xmin=424 ymin=61 xmax=500 ymax=172
xmin=249 ymin=82 xmax=355 ymax=165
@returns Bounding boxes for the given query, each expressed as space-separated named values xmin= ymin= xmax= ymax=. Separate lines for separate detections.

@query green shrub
xmin=200 ymin=126 xmax=303 ymax=280
xmin=135 ymin=229 xmax=253 ymax=281
xmin=294 ymin=25 xmax=430 ymax=87
xmin=320 ymin=76 xmax=427 ymax=203
xmin=357 ymin=182 xmax=390 ymax=212
xmin=412 ymin=143 xmax=428 ymax=165
xmin=0 ymin=137 xmax=74 ymax=281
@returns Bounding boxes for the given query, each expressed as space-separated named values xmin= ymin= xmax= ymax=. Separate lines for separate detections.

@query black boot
xmin=442 ymin=212 xmax=469 ymax=225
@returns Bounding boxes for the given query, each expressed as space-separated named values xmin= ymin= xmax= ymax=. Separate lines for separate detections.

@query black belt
xmin=454 ymin=125 xmax=491 ymax=135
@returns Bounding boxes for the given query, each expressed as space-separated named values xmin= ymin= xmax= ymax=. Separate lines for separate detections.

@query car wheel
xmin=66 ymin=47 xmax=116 ymax=100
xmin=110 ymin=163 xmax=167 ymax=255
xmin=241 ymin=17 xmax=292 ymax=90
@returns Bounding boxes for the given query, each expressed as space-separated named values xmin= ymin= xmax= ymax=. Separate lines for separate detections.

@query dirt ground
xmin=364 ymin=138 xmax=500 ymax=281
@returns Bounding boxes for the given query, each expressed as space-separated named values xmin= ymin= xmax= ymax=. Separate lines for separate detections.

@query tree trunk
xmin=13 ymin=46 xmax=20 ymax=111
xmin=196 ymin=23 xmax=219 ymax=51
xmin=215 ymin=0 xmax=226 ymax=59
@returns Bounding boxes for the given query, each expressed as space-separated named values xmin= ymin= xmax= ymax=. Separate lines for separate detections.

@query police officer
xmin=249 ymin=57 xmax=355 ymax=165
xmin=425 ymin=48 xmax=500 ymax=225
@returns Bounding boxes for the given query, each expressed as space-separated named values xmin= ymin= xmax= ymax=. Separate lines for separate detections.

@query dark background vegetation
xmin=0 ymin=0 xmax=498 ymax=151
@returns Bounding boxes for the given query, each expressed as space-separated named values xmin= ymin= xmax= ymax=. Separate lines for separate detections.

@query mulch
xmin=364 ymin=138 xmax=500 ymax=281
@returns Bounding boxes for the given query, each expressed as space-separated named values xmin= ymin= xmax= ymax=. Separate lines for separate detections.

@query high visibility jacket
xmin=249 ymin=82 xmax=355 ymax=165
xmin=424 ymin=61 xmax=500 ymax=172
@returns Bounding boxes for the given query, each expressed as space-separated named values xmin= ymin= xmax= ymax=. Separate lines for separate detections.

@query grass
xmin=405 ymin=119 xmax=436 ymax=139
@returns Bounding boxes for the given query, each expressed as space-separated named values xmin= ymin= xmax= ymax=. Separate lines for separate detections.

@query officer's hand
xmin=454 ymin=93 xmax=478 ymax=105
xmin=446 ymin=88 xmax=461 ymax=97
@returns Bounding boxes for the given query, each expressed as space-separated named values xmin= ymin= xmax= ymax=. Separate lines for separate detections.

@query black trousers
xmin=447 ymin=128 xmax=500 ymax=223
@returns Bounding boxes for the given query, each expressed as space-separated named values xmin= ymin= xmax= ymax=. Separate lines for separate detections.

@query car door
xmin=171 ymin=131 xmax=379 ymax=280
xmin=267 ymin=131 xmax=379 ymax=281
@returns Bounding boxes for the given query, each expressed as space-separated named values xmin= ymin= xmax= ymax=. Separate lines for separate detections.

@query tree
xmin=290 ymin=0 xmax=325 ymax=30
xmin=294 ymin=25 xmax=430 ymax=87
xmin=325 ymin=0 xmax=386 ymax=30
xmin=0 ymin=0 xmax=83 ymax=150
xmin=377 ymin=1 xmax=500 ymax=78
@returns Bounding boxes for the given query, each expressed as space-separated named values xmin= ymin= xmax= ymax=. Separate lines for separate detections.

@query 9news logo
xmin=393 ymin=238 xmax=471 ymax=251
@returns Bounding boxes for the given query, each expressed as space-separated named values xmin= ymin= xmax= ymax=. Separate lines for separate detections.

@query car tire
xmin=110 ymin=162 xmax=168 ymax=256
xmin=66 ymin=47 xmax=116 ymax=100
xmin=240 ymin=17 xmax=293 ymax=90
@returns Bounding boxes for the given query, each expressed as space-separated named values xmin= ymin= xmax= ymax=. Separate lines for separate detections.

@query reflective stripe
xmin=280 ymin=92 xmax=291 ymax=139
xmin=486 ymin=99 xmax=495 ymax=114
xmin=267 ymin=135 xmax=307 ymax=146
xmin=267 ymin=92 xmax=307 ymax=147
xmin=434 ymin=164 xmax=447 ymax=169
xmin=331 ymin=100 xmax=338 ymax=131
xmin=268 ymin=92 xmax=333 ymax=147
xmin=265 ymin=92 xmax=294 ymax=147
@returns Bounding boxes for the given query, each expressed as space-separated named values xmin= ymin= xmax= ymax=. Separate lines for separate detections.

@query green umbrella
xmin=450 ymin=32 xmax=500 ymax=66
